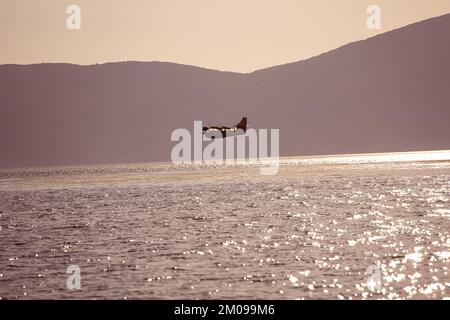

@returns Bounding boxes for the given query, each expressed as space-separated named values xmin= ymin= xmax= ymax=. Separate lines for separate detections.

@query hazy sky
xmin=1 ymin=0 xmax=450 ymax=72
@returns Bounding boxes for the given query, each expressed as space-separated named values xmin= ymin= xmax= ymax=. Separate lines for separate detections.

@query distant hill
xmin=1 ymin=14 xmax=449 ymax=168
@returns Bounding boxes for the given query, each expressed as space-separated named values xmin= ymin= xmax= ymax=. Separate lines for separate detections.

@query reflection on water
xmin=282 ymin=150 xmax=450 ymax=165
xmin=0 ymin=150 xmax=449 ymax=299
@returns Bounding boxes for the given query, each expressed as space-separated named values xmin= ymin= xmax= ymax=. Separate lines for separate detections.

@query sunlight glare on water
xmin=0 ymin=150 xmax=449 ymax=299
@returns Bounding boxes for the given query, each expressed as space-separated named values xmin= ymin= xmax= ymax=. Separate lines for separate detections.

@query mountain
xmin=1 ymin=14 xmax=449 ymax=168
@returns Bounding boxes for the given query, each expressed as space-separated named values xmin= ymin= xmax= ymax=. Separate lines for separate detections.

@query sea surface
xmin=0 ymin=150 xmax=449 ymax=299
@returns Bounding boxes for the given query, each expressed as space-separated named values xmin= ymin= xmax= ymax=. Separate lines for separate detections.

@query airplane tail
xmin=236 ymin=117 xmax=247 ymax=132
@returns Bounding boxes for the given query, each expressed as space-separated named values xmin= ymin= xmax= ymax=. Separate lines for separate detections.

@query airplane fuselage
xmin=203 ymin=127 xmax=243 ymax=139
xmin=202 ymin=117 xmax=247 ymax=139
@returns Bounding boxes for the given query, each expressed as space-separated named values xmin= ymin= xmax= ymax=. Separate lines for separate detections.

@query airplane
xmin=202 ymin=117 xmax=247 ymax=139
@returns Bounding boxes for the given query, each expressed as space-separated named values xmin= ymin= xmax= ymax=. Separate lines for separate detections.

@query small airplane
xmin=202 ymin=117 xmax=247 ymax=139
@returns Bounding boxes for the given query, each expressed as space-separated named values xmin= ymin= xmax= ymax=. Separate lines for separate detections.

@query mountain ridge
xmin=3 ymin=13 xmax=449 ymax=74
xmin=0 ymin=13 xmax=449 ymax=168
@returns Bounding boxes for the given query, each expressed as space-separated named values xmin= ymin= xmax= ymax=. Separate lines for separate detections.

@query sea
xmin=0 ymin=150 xmax=449 ymax=299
